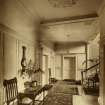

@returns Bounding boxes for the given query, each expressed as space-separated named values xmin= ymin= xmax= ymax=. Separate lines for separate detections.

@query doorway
xmin=63 ymin=56 xmax=76 ymax=80
xmin=42 ymin=55 xmax=48 ymax=85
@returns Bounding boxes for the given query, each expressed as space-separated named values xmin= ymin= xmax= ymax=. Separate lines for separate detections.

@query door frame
xmin=62 ymin=55 xmax=77 ymax=80
xmin=42 ymin=55 xmax=48 ymax=85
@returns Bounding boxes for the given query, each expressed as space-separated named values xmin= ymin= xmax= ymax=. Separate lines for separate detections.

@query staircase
xmin=81 ymin=58 xmax=99 ymax=96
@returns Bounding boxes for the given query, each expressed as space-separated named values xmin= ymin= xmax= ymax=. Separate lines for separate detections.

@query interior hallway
xmin=0 ymin=0 xmax=105 ymax=105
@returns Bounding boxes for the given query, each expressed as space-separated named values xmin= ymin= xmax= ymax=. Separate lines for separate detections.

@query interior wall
xmin=2 ymin=29 xmax=38 ymax=92
xmin=99 ymin=6 xmax=105 ymax=105
xmin=0 ymin=33 xmax=4 ymax=105
xmin=55 ymin=45 xmax=86 ymax=80
xmin=4 ymin=35 xmax=17 ymax=79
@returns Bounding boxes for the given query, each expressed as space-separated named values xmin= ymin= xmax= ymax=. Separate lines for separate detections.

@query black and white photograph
xmin=0 ymin=0 xmax=104 ymax=105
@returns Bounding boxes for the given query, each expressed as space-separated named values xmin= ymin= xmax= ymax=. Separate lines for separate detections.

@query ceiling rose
xmin=48 ymin=0 xmax=77 ymax=8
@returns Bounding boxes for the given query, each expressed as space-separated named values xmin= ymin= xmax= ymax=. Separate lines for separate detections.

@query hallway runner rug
xmin=41 ymin=81 xmax=78 ymax=105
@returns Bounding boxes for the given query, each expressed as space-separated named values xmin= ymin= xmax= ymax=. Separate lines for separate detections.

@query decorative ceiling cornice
xmin=41 ymin=13 xmax=98 ymax=25
xmin=0 ymin=24 xmax=36 ymax=45
xmin=54 ymin=41 xmax=86 ymax=51
xmin=55 ymin=41 xmax=87 ymax=45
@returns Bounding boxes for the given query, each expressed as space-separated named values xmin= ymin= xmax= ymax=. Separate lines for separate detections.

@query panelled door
xmin=63 ymin=57 xmax=76 ymax=80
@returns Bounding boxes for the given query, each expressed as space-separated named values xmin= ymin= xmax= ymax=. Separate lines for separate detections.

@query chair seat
xmin=18 ymin=97 xmax=33 ymax=105
xmin=22 ymin=98 xmax=33 ymax=104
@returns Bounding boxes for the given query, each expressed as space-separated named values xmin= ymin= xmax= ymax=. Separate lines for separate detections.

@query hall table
xmin=18 ymin=85 xmax=53 ymax=105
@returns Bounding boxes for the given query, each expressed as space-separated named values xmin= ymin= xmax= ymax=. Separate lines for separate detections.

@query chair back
xmin=3 ymin=77 xmax=18 ymax=105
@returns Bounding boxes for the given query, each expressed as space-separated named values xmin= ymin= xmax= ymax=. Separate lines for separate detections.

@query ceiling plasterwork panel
xmin=48 ymin=0 xmax=77 ymax=8
xmin=41 ymin=19 xmax=99 ymax=43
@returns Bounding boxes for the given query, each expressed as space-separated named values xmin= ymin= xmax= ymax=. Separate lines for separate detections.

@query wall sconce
xmin=21 ymin=46 xmax=27 ymax=73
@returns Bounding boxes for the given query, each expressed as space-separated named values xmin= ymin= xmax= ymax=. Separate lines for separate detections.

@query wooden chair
xmin=88 ymin=73 xmax=99 ymax=88
xmin=3 ymin=77 xmax=33 ymax=105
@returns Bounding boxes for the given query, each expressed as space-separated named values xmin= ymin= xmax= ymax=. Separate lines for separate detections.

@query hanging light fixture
xmin=48 ymin=0 xmax=77 ymax=8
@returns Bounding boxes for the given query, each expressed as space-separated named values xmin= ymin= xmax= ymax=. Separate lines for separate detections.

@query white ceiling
xmin=18 ymin=0 xmax=102 ymax=43
xmin=19 ymin=0 xmax=103 ymax=21
xmin=0 ymin=0 xmax=103 ymax=44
